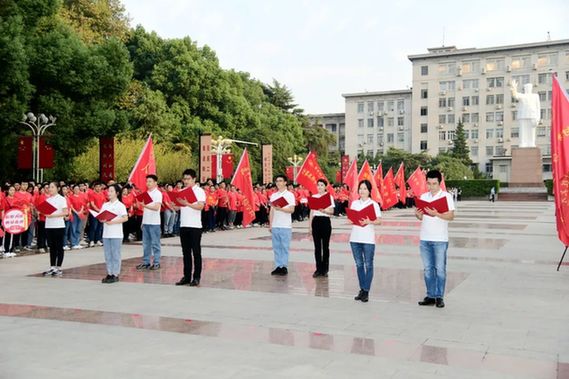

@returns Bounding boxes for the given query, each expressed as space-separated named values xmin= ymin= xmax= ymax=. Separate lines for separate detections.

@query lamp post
xmin=287 ymin=154 xmax=303 ymax=185
xmin=20 ymin=112 xmax=56 ymax=183
xmin=211 ymin=136 xmax=258 ymax=183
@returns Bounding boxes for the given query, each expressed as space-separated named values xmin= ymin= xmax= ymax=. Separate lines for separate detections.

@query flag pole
xmin=557 ymin=246 xmax=568 ymax=271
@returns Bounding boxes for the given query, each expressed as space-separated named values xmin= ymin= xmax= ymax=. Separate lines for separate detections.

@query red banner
xmin=381 ymin=168 xmax=399 ymax=210
xmin=199 ymin=134 xmax=212 ymax=183
xmin=231 ymin=148 xmax=256 ymax=227
xmin=100 ymin=137 xmax=115 ymax=182
xmin=358 ymin=160 xmax=382 ymax=204
xmin=344 ymin=159 xmax=359 ymax=204
xmin=295 ymin=151 xmax=330 ymax=194
xmin=211 ymin=153 xmax=234 ymax=181
xmin=286 ymin=166 xmax=294 ymax=181
xmin=262 ymin=145 xmax=273 ymax=184
xmin=17 ymin=136 xmax=33 ymax=170
xmin=335 ymin=170 xmax=341 ymax=184
xmin=128 ymin=136 xmax=156 ymax=190
xmin=440 ymin=174 xmax=447 ymax=192
xmin=394 ymin=162 xmax=407 ymax=200
xmin=551 ymin=75 xmax=569 ymax=246
xmin=39 ymin=138 xmax=54 ymax=169
xmin=341 ymin=155 xmax=350 ymax=183
xmin=407 ymin=166 xmax=427 ymax=197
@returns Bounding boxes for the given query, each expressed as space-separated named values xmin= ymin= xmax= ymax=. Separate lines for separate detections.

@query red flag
xmin=344 ymin=159 xmax=359 ymax=204
xmin=381 ymin=168 xmax=399 ymax=210
xmin=128 ymin=136 xmax=156 ymax=190
xmin=440 ymin=173 xmax=447 ymax=192
xmin=335 ymin=170 xmax=341 ymax=184
xmin=551 ymin=75 xmax=569 ymax=246
xmin=295 ymin=151 xmax=331 ymax=194
xmin=358 ymin=160 xmax=382 ymax=203
xmin=39 ymin=138 xmax=54 ymax=169
xmin=373 ymin=163 xmax=384 ymax=206
xmin=394 ymin=162 xmax=407 ymax=201
xmin=286 ymin=166 xmax=294 ymax=181
xmin=230 ymin=148 xmax=256 ymax=227
xmin=17 ymin=136 xmax=33 ymax=170
xmin=211 ymin=153 xmax=235 ymax=180
xmin=407 ymin=166 xmax=427 ymax=197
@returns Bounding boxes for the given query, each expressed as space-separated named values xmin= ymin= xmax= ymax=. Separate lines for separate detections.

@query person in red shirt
xmin=14 ymin=182 xmax=33 ymax=249
xmin=68 ymin=184 xmax=86 ymax=249
xmin=215 ymin=182 xmax=229 ymax=230
xmin=235 ymin=189 xmax=244 ymax=228
xmin=3 ymin=185 xmax=25 ymax=254
xmin=87 ymin=182 xmax=106 ymax=247
xmin=34 ymin=184 xmax=49 ymax=253
xmin=227 ymin=185 xmax=238 ymax=229
xmin=120 ymin=186 xmax=134 ymax=243
xmin=205 ymin=185 xmax=218 ymax=232
xmin=161 ymin=186 xmax=175 ymax=237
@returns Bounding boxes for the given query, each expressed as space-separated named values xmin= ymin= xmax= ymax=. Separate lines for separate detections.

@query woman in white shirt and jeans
xmin=101 ymin=184 xmax=128 ymax=283
xmin=42 ymin=182 xmax=68 ymax=277
xmin=348 ymin=180 xmax=382 ymax=303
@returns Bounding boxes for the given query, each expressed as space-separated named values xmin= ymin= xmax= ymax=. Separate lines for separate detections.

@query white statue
xmin=510 ymin=79 xmax=541 ymax=148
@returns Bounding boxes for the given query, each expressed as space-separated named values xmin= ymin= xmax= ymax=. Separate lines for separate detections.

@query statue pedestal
xmin=500 ymin=147 xmax=547 ymax=201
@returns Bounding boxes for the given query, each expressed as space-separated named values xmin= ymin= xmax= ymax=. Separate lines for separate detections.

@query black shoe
xmin=360 ymin=291 xmax=369 ymax=303
xmin=435 ymin=298 xmax=445 ymax=308
xmin=113 ymin=275 xmax=119 ymax=282
xmin=136 ymin=263 xmax=151 ymax=270
xmin=354 ymin=290 xmax=364 ymax=301
xmin=312 ymin=270 xmax=320 ymax=278
xmin=102 ymin=274 xmax=112 ymax=283
xmin=321 ymin=272 xmax=328 ymax=278
xmin=271 ymin=267 xmax=282 ymax=276
xmin=175 ymin=277 xmax=191 ymax=286
xmin=149 ymin=264 xmax=161 ymax=270
xmin=189 ymin=279 xmax=200 ymax=287
xmin=418 ymin=297 xmax=436 ymax=306
xmin=278 ymin=267 xmax=288 ymax=276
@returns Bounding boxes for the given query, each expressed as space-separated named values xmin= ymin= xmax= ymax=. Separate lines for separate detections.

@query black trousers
xmin=311 ymin=216 xmax=332 ymax=274
xmin=216 ymin=207 xmax=227 ymax=228
xmin=46 ymin=228 xmax=65 ymax=267
xmin=180 ymin=227 xmax=202 ymax=280
xmin=37 ymin=221 xmax=47 ymax=248
xmin=3 ymin=232 xmax=20 ymax=252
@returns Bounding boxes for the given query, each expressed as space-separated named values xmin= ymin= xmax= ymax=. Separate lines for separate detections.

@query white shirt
xmin=349 ymin=198 xmax=381 ymax=244
xmin=270 ymin=190 xmax=296 ymax=229
xmin=180 ymin=185 xmax=207 ymax=228
xmin=101 ymin=200 xmax=128 ymax=239
xmin=45 ymin=194 xmax=67 ymax=229
xmin=311 ymin=193 xmax=335 ymax=218
xmin=419 ymin=190 xmax=455 ymax=242
xmin=142 ymin=188 xmax=163 ymax=225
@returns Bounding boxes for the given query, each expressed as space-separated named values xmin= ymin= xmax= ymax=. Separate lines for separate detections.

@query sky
xmin=122 ymin=0 xmax=569 ymax=114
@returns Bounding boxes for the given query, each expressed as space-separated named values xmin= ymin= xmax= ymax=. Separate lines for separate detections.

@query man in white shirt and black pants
xmin=175 ymin=169 xmax=206 ymax=287
xmin=136 ymin=175 xmax=163 ymax=271
xmin=415 ymin=170 xmax=455 ymax=308
xmin=269 ymin=175 xmax=296 ymax=276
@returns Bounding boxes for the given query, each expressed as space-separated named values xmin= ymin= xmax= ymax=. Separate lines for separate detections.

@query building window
xmin=463 ymin=96 xmax=470 ymax=106
xmin=378 ymin=102 xmax=384 ymax=112
xmin=471 ymin=129 xmax=479 ymax=139
xmin=496 ymin=146 xmax=506 ymax=156
xmin=397 ymin=132 xmax=405 ymax=142
xmin=540 ymin=109 xmax=552 ymax=120
xmin=420 ymin=123 xmax=428 ymax=133
xmin=326 ymin=123 xmax=337 ymax=133
xmin=387 ymin=133 xmax=394 ymax=143
xmin=420 ymin=107 xmax=428 ymax=116
xmin=486 ymin=146 xmax=494 ymax=156
xmin=471 ymin=96 xmax=479 ymax=105
xmin=439 ymin=115 xmax=446 ymax=124
xmin=357 ymin=134 xmax=364 ymax=143
xmin=471 ymin=146 xmax=479 ymax=156
xmin=511 ymin=127 xmax=519 ymax=138
xmin=512 ymin=111 xmax=517 ymax=121
xmin=461 ymin=61 xmax=480 ymax=75
xmin=496 ymin=128 xmax=504 ymax=138
xmin=486 ymin=128 xmax=494 ymax=139
xmin=439 ymin=131 xmax=446 ymax=141
xmin=439 ymin=98 xmax=447 ymax=108
xmin=485 ymin=58 xmax=505 ymax=72
xmin=487 ymin=77 xmax=504 ymax=88
xmin=367 ymin=134 xmax=374 ymax=144
xmin=357 ymin=102 xmax=364 ymax=113
xmin=464 ymin=129 xmax=470 ymax=139
xmin=448 ymin=97 xmax=455 ymax=108
xmin=397 ymin=117 xmax=404 ymax=126
xmin=463 ymin=113 xmax=471 ymax=123
xmin=486 ymin=112 xmax=495 ymax=122
xmin=367 ymin=118 xmax=374 ymax=128
xmin=486 ymin=95 xmax=495 ymax=105
xmin=440 ymin=81 xmax=456 ymax=91
xmin=387 ymin=101 xmax=394 ymax=111
xmin=511 ymin=56 xmax=530 ymax=70
xmin=537 ymin=127 xmax=546 ymax=137
xmin=485 ymin=162 xmax=493 ymax=173
xmin=512 ymin=74 xmax=530 ymax=89
xmin=421 ymin=89 xmax=428 ymax=99
xmin=537 ymin=53 xmax=558 ymax=67
xmin=495 ymin=112 xmax=504 ymax=122
xmin=387 ymin=117 xmax=394 ymax=127
xmin=538 ymin=73 xmax=553 ymax=85
xmin=448 ymin=130 xmax=456 ymax=140
xmin=421 ymin=66 xmax=429 ymax=75
xmin=378 ymin=117 xmax=384 ymax=127
xmin=438 ymin=62 xmax=457 ymax=74
xmin=472 ymin=113 xmax=479 ymax=123
xmin=463 ymin=79 xmax=479 ymax=89
xmin=448 ymin=114 xmax=456 ymax=124
xmin=420 ymin=140 xmax=428 ymax=150
xmin=358 ymin=119 xmax=364 ymax=128
xmin=496 ymin=94 xmax=504 ymax=104
xmin=397 ymin=100 xmax=405 ymax=112
xmin=367 ymin=102 xmax=374 ymax=113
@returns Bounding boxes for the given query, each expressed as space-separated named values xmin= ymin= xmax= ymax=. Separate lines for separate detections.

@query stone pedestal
xmin=510 ymin=147 xmax=543 ymax=187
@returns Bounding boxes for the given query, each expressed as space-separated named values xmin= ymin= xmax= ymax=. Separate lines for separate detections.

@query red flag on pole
xmin=295 ymin=151 xmax=331 ymax=194
xmin=39 ymin=138 xmax=54 ymax=169
xmin=231 ymin=148 xmax=256 ymax=227
xmin=440 ymin=173 xmax=447 ymax=192
xmin=394 ymin=162 xmax=407 ymax=201
xmin=358 ymin=160 xmax=382 ymax=203
xmin=551 ymin=74 xmax=569 ymax=246
xmin=407 ymin=166 xmax=427 ymax=197
xmin=285 ymin=166 xmax=294 ymax=181
xmin=344 ymin=159 xmax=359 ymax=204
xmin=381 ymin=168 xmax=399 ymax=210
xmin=17 ymin=136 xmax=33 ymax=170
xmin=128 ymin=135 xmax=156 ymax=190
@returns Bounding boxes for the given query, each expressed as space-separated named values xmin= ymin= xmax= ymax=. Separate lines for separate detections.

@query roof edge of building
xmin=342 ymin=89 xmax=412 ymax=98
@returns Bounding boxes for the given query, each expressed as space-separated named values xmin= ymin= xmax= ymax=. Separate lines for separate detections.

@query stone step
xmin=498 ymin=192 xmax=548 ymax=201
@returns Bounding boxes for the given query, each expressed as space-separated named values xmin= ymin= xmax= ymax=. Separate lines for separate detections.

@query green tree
xmin=450 ymin=119 xmax=471 ymax=164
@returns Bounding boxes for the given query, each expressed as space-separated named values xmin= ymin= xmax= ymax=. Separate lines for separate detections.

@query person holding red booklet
xmin=87 ymin=182 xmax=106 ymax=248
xmin=348 ymin=180 xmax=382 ymax=303
xmin=100 ymin=184 xmax=128 ymax=283
xmin=269 ymin=175 xmax=296 ymax=276
xmin=41 ymin=182 xmax=68 ymax=277
xmin=415 ymin=170 xmax=455 ymax=309
xmin=308 ymin=179 xmax=335 ymax=278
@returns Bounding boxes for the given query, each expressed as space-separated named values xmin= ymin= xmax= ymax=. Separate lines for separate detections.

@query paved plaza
xmin=0 ymin=201 xmax=567 ymax=378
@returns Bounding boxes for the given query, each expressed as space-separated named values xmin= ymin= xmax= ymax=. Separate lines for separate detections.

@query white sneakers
xmin=96 ymin=241 xmax=103 ymax=247
xmin=72 ymin=245 xmax=84 ymax=250
xmin=63 ymin=246 xmax=70 ymax=251
xmin=89 ymin=241 xmax=95 ymax=248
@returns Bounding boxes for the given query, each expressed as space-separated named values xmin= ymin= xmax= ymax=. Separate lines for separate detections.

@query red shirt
xmin=228 ymin=191 xmax=237 ymax=211
xmin=236 ymin=193 xmax=244 ymax=212
xmin=206 ymin=191 xmax=218 ymax=211
xmin=88 ymin=191 xmax=106 ymax=211
xmin=69 ymin=194 xmax=84 ymax=213
xmin=216 ymin=188 xmax=229 ymax=208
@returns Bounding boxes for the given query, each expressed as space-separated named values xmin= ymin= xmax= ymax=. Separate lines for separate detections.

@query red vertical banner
xmin=262 ymin=144 xmax=273 ymax=184
xmin=99 ymin=137 xmax=115 ymax=182
xmin=39 ymin=137 xmax=54 ymax=169
xmin=407 ymin=166 xmax=426 ymax=197
xmin=335 ymin=170 xmax=341 ymax=184
xmin=295 ymin=151 xmax=331 ymax=194
xmin=285 ymin=166 xmax=294 ymax=181
xmin=341 ymin=155 xmax=350 ymax=182
xmin=358 ymin=160 xmax=382 ymax=204
xmin=231 ymin=148 xmax=256 ymax=227
xmin=381 ymin=168 xmax=399 ymax=210
xmin=222 ymin=154 xmax=234 ymax=178
xmin=17 ymin=136 xmax=33 ymax=170
xmin=394 ymin=162 xmax=407 ymax=201
xmin=128 ymin=135 xmax=155 ymax=190
xmin=199 ymin=134 xmax=212 ymax=183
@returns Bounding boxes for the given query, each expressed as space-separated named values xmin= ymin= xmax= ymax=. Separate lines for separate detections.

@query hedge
xmin=544 ymin=179 xmax=553 ymax=196
xmin=445 ymin=180 xmax=500 ymax=198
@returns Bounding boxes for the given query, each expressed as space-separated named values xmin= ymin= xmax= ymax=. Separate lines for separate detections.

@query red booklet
xmin=308 ymin=194 xmax=332 ymax=210
xmin=170 ymin=187 xmax=198 ymax=206
xmin=415 ymin=196 xmax=449 ymax=215
xmin=135 ymin=192 xmax=154 ymax=205
xmin=36 ymin=201 xmax=57 ymax=215
xmin=271 ymin=196 xmax=290 ymax=208
xmin=346 ymin=204 xmax=377 ymax=227
xmin=96 ymin=210 xmax=117 ymax=222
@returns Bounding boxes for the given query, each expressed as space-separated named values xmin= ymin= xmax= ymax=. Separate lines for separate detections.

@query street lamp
xmin=20 ymin=112 xmax=56 ymax=183
xmin=287 ymin=154 xmax=303 ymax=185
xmin=211 ymin=136 xmax=258 ymax=184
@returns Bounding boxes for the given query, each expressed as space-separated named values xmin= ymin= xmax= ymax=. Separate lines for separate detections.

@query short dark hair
xmin=146 ymin=174 xmax=158 ymax=182
xmin=275 ymin=174 xmax=288 ymax=183
xmin=358 ymin=180 xmax=372 ymax=193
xmin=426 ymin=170 xmax=442 ymax=184
xmin=183 ymin=169 xmax=196 ymax=179
xmin=317 ymin=178 xmax=328 ymax=186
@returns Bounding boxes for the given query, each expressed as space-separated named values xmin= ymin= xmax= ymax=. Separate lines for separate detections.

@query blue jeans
xmin=70 ymin=212 xmax=82 ymax=246
xmin=64 ymin=220 xmax=72 ymax=247
xmin=272 ymin=227 xmax=292 ymax=268
xmin=163 ymin=209 xmax=177 ymax=235
xmin=103 ymin=238 xmax=122 ymax=275
xmin=142 ymin=224 xmax=161 ymax=265
xmin=88 ymin=214 xmax=103 ymax=243
xmin=350 ymin=242 xmax=375 ymax=291
xmin=419 ymin=240 xmax=449 ymax=299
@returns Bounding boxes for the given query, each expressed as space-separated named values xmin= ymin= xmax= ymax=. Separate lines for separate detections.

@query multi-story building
xmin=408 ymin=39 xmax=569 ymax=179
xmin=342 ymin=90 xmax=412 ymax=159
xmin=307 ymin=113 xmax=345 ymax=152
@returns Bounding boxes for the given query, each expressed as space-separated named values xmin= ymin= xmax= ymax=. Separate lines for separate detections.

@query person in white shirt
xmin=100 ymin=184 xmax=128 ymax=283
xmin=308 ymin=179 xmax=335 ymax=278
xmin=175 ymin=169 xmax=206 ymax=287
xmin=348 ymin=180 xmax=382 ymax=303
xmin=136 ymin=174 xmax=163 ymax=271
xmin=41 ymin=182 xmax=68 ymax=277
xmin=269 ymin=175 xmax=296 ymax=276
xmin=415 ymin=170 xmax=455 ymax=308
